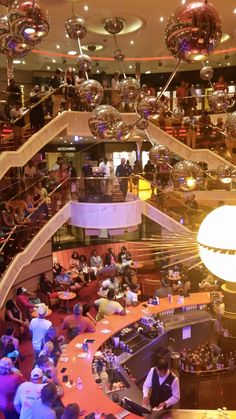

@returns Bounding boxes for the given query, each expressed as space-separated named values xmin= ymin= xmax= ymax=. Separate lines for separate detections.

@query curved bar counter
xmin=58 ymin=292 xmax=211 ymax=417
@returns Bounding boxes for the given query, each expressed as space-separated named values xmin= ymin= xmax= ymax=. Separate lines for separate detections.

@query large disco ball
xmin=171 ymin=160 xmax=202 ymax=191
xmin=114 ymin=48 xmax=125 ymax=61
xmin=208 ymin=90 xmax=230 ymax=113
xmin=78 ymin=79 xmax=104 ymax=107
xmin=103 ymin=17 xmax=124 ymax=35
xmin=118 ymin=78 xmax=140 ymax=104
xmin=136 ymin=118 xmax=149 ymax=130
xmin=0 ymin=0 xmax=14 ymax=6
xmin=9 ymin=0 xmax=49 ymax=45
xmin=217 ymin=164 xmax=236 ymax=184
xmin=197 ymin=206 xmax=236 ymax=282
xmin=77 ymin=54 xmax=92 ymax=72
xmin=149 ymin=144 xmax=170 ymax=166
xmin=65 ymin=15 xmax=87 ymax=40
xmin=114 ymin=120 xmax=132 ymax=141
xmin=88 ymin=105 xmax=122 ymax=140
xmin=165 ymin=1 xmax=222 ymax=63
xmin=1 ymin=33 xmax=32 ymax=57
xmin=0 ymin=14 xmax=9 ymax=39
xmin=200 ymin=66 xmax=214 ymax=81
xmin=225 ymin=111 xmax=236 ymax=140
xmin=137 ymin=96 xmax=163 ymax=122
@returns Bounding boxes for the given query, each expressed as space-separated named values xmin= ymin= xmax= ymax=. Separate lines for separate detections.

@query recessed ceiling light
xmin=65 ymin=34 xmax=69 ymax=38
xmin=129 ymin=65 xmax=132 ymax=69
xmin=64 ymin=140 xmax=67 ymax=143
xmin=96 ymin=69 xmax=100 ymax=73
xmin=206 ymin=60 xmax=209 ymax=64
xmin=84 ymin=5 xmax=88 ymax=11
xmin=67 ymin=50 xmax=77 ymax=55
xmin=72 ymin=67 xmax=76 ymax=71
xmin=52 ymin=59 xmax=56 ymax=63
xmin=47 ymin=66 xmax=51 ymax=70
xmin=74 ymin=135 xmax=79 ymax=141
xmin=145 ymin=70 xmax=151 ymax=74
xmin=181 ymin=0 xmax=186 ymax=4
xmin=160 ymin=17 xmax=164 ymax=22
xmin=234 ymin=8 xmax=236 ymax=14
xmin=227 ymin=62 xmax=231 ymax=66
xmin=13 ymin=59 xmax=21 ymax=64
xmin=24 ymin=27 xmax=35 ymax=34
xmin=130 ymin=40 xmax=134 ymax=45
xmin=218 ymin=63 xmax=222 ymax=66
xmin=22 ymin=61 xmax=26 ymax=64
xmin=56 ymin=44 xmax=60 ymax=49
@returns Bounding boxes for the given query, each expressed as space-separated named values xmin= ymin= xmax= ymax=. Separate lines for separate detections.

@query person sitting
xmin=39 ymin=272 xmax=60 ymax=301
xmin=123 ymin=283 xmax=139 ymax=307
xmin=5 ymin=299 xmax=29 ymax=335
xmin=61 ymin=303 xmax=95 ymax=342
xmin=69 ymin=251 xmax=80 ymax=270
xmin=105 ymin=248 xmax=116 ymax=266
xmin=52 ymin=257 xmax=62 ymax=277
xmin=99 ymin=275 xmax=120 ymax=297
xmin=117 ymin=246 xmax=132 ymax=268
xmin=79 ymin=254 xmax=95 ymax=282
xmin=54 ymin=267 xmax=81 ymax=292
xmin=90 ymin=249 xmax=103 ymax=276
xmin=31 ymin=383 xmax=58 ymax=419
xmin=14 ymin=367 xmax=45 ymax=419
xmin=95 ymin=289 xmax=126 ymax=321
xmin=15 ymin=287 xmax=34 ymax=319
xmin=121 ymin=265 xmax=137 ymax=287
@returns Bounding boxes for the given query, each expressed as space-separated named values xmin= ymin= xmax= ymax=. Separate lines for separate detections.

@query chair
xmin=37 ymin=290 xmax=58 ymax=309
xmin=142 ymin=278 xmax=161 ymax=298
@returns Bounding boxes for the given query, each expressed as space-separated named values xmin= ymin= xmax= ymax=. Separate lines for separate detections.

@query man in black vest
xmin=142 ymin=358 xmax=180 ymax=410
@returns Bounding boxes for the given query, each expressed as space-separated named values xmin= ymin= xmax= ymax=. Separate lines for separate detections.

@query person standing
xmin=14 ymin=367 xmax=45 ymax=419
xmin=0 ymin=357 xmax=25 ymax=419
xmin=176 ymin=81 xmax=188 ymax=115
xmin=6 ymin=79 xmax=21 ymax=109
xmin=31 ymin=383 xmax=57 ymax=419
xmin=29 ymin=304 xmax=52 ymax=359
xmin=48 ymin=68 xmax=63 ymax=116
xmin=142 ymin=358 xmax=180 ymax=410
xmin=115 ymin=158 xmax=130 ymax=199
xmin=111 ymin=71 xmax=121 ymax=109
xmin=99 ymin=157 xmax=112 ymax=196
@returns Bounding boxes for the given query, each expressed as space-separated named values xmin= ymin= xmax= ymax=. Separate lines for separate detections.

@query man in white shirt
xmin=29 ymin=304 xmax=52 ymax=358
xmin=95 ymin=289 xmax=126 ymax=321
xmin=123 ymin=283 xmax=139 ymax=307
xmin=142 ymin=358 xmax=180 ymax=410
xmin=99 ymin=157 xmax=112 ymax=195
xmin=14 ymin=367 xmax=45 ymax=419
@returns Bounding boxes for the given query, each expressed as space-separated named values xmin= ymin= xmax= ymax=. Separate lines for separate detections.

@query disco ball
xmin=171 ymin=160 xmax=202 ymax=191
xmin=1 ymin=33 xmax=32 ymax=57
xmin=136 ymin=118 xmax=149 ymax=130
xmin=149 ymin=144 xmax=170 ymax=166
xmin=0 ymin=0 xmax=14 ymax=6
xmin=88 ymin=105 xmax=122 ymax=140
xmin=118 ymin=78 xmax=140 ymax=104
xmin=78 ymin=79 xmax=104 ymax=107
xmin=165 ymin=1 xmax=222 ymax=63
xmin=200 ymin=66 xmax=214 ymax=81
xmin=103 ymin=17 xmax=125 ymax=35
xmin=114 ymin=48 xmax=125 ymax=61
xmin=65 ymin=15 xmax=87 ymax=40
xmin=137 ymin=96 xmax=163 ymax=121
xmin=225 ymin=111 xmax=236 ymax=140
xmin=77 ymin=54 xmax=92 ymax=72
xmin=0 ymin=14 xmax=9 ymax=39
xmin=114 ymin=120 xmax=132 ymax=141
xmin=217 ymin=164 xmax=236 ymax=184
xmin=208 ymin=90 xmax=230 ymax=113
xmin=9 ymin=0 xmax=49 ymax=45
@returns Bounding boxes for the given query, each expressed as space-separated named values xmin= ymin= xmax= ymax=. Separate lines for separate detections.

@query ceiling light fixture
xmin=67 ymin=50 xmax=77 ymax=55
xmin=13 ymin=60 xmax=21 ymax=64
xmin=160 ymin=17 xmax=164 ymax=22
xmin=227 ymin=62 xmax=231 ymax=66
xmin=220 ymin=33 xmax=231 ymax=43
xmin=129 ymin=65 xmax=132 ymax=69
xmin=84 ymin=5 xmax=88 ymax=11
xmin=56 ymin=44 xmax=60 ymax=49
xmin=130 ymin=40 xmax=134 ymax=45
xmin=234 ymin=8 xmax=236 ymax=14
xmin=47 ymin=66 xmax=51 ymax=70
xmin=52 ymin=59 xmax=56 ymax=63
xmin=145 ymin=70 xmax=151 ymax=74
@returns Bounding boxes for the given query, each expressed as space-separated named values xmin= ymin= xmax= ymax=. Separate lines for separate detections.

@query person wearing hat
xmin=30 ymin=304 xmax=52 ymax=359
xmin=14 ymin=367 xmax=45 ymax=419
xmin=0 ymin=357 xmax=25 ymax=419
xmin=15 ymin=287 xmax=35 ymax=320
xmin=62 ymin=303 xmax=95 ymax=342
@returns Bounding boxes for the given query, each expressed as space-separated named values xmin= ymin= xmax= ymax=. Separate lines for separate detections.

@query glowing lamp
xmin=197 ymin=206 xmax=236 ymax=282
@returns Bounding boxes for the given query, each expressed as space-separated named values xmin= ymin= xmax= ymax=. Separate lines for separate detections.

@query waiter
xmin=142 ymin=358 xmax=180 ymax=410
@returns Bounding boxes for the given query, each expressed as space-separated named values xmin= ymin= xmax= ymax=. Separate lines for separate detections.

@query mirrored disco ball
xmin=171 ymin=160 xmax=202 ymax=191
xmin=208 ymin=90 xmax=230 ymax=113
xmin=77 ymin=54 xmax=92 ymax=72
xmin=1 ymin=33 xmax=32 ymax=57
xmin=118 ymin=78 xmax=140 ymax=104
xmin=114 ymin=120 xmax=132 ymax=141
xmin=165 ymin=1 xmax=222 ymax=63
xmin=136 ymin=118 xmax=149 ymax=130
xmin=149 ymin=144 xmax=170 ymax=166
xmin=65 ymin=15 xmax=87 ymax=40
xmin=9 ymin=0 xmax=49 ymax=45
xmin=217 ymin=164 xmax=236 ymax=184
xmin=225 ymin=111 xmax=236 ymax=140
xmin=88 ymin=105 xmax=122 ymax=140
xmin=114 ymin=48 xmax=125 ymax=61
xmin=0 ymin=0 xmax=14 ymax=7
xmin=103 ymin=17 xmax=125 ymax=35
xmin=200 ymin=66 xmax=214 ymax=81
xmin=0 ymin=14 xmax=9 ymax=39
xmin=78 ymin=79 xmax=104 ymax=107
xmin=137 ymin=96 xmax=163 ymax=121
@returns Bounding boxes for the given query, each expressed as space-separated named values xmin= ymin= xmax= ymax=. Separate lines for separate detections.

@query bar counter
xmin=58 ymin=292 xmax=211 ymax=417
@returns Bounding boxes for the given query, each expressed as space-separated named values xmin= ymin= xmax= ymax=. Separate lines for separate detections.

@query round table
xmin=58 ymin=292 xmax=76 ymax=313
xmin=31 ymin=308 xmax=52 ymax=318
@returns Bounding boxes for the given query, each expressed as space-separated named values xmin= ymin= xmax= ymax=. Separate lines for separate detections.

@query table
xmin=31 ymin=308 xmax=52 ymax=318
xmin=58 ymin=291 xmax=76 ymax=313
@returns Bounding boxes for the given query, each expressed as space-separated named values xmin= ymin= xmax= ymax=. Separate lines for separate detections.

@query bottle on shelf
xmin=77 ymin=377 xmax=83 ymax=390
xmin=100 ymin=366 xmax=109 ymax=394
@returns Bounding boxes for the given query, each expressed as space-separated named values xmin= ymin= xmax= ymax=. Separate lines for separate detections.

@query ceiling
xmin=0 ymin=0 xmax=236 ymax=75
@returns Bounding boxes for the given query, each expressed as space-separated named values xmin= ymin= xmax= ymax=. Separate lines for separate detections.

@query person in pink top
xmin=0 ymin=357 xmax=25 ymax=419
xmin=15 ymin=287 xmax=34 ymax=320
xmin=61 ymin=303 xmax=95 ymax=342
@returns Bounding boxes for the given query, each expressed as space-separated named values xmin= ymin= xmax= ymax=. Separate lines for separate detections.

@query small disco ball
xmin=88 ymin=105 xmax=122 ymax=140
xmin=77 ymin=54 xmax=92 ymax=72
xmin=136 ymin=118 xmax=149 ymax=130
xmin=149 ymin=144 xmax=170 ymax=166
xmin=65 ymin=15 xmax=87 ymax=40
xmin=200 ymin=66 xmax=214 ymax=81
xmin=114 ymin=48 xmax=125 ymax=61
xmin=0 ymin=14 xmax=9 ymax=39
xmin=103 ymin=17 xmax=125 ymax=35
xmin=225 ymin=111 xmax=236 ymax=140
xmin=78 ymin=79 xmax=104 ymax=107
xmin=208 ymin=90 xmax=230 ymax=113
xmin=1 ymin=33 xmax=32 ymax=57
xmin=217 ymin=164 xmax=236 ymax=184
xmin=171 ymin=160 xmax=202 ymax=191
xmin=9 ymin=0 xmax=49 ymax=45
xmin=114 ymin=120 xmax=132 ymax=141
xmin=137 ymin=96 xmax=163 ymax=121
xmin=118 ymin=78 xmax=140 ymax=104
xmin=165 ymin=0 xmax=222 ymax=63
xmin=0 ymin=0 xmax=14 ymax=6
